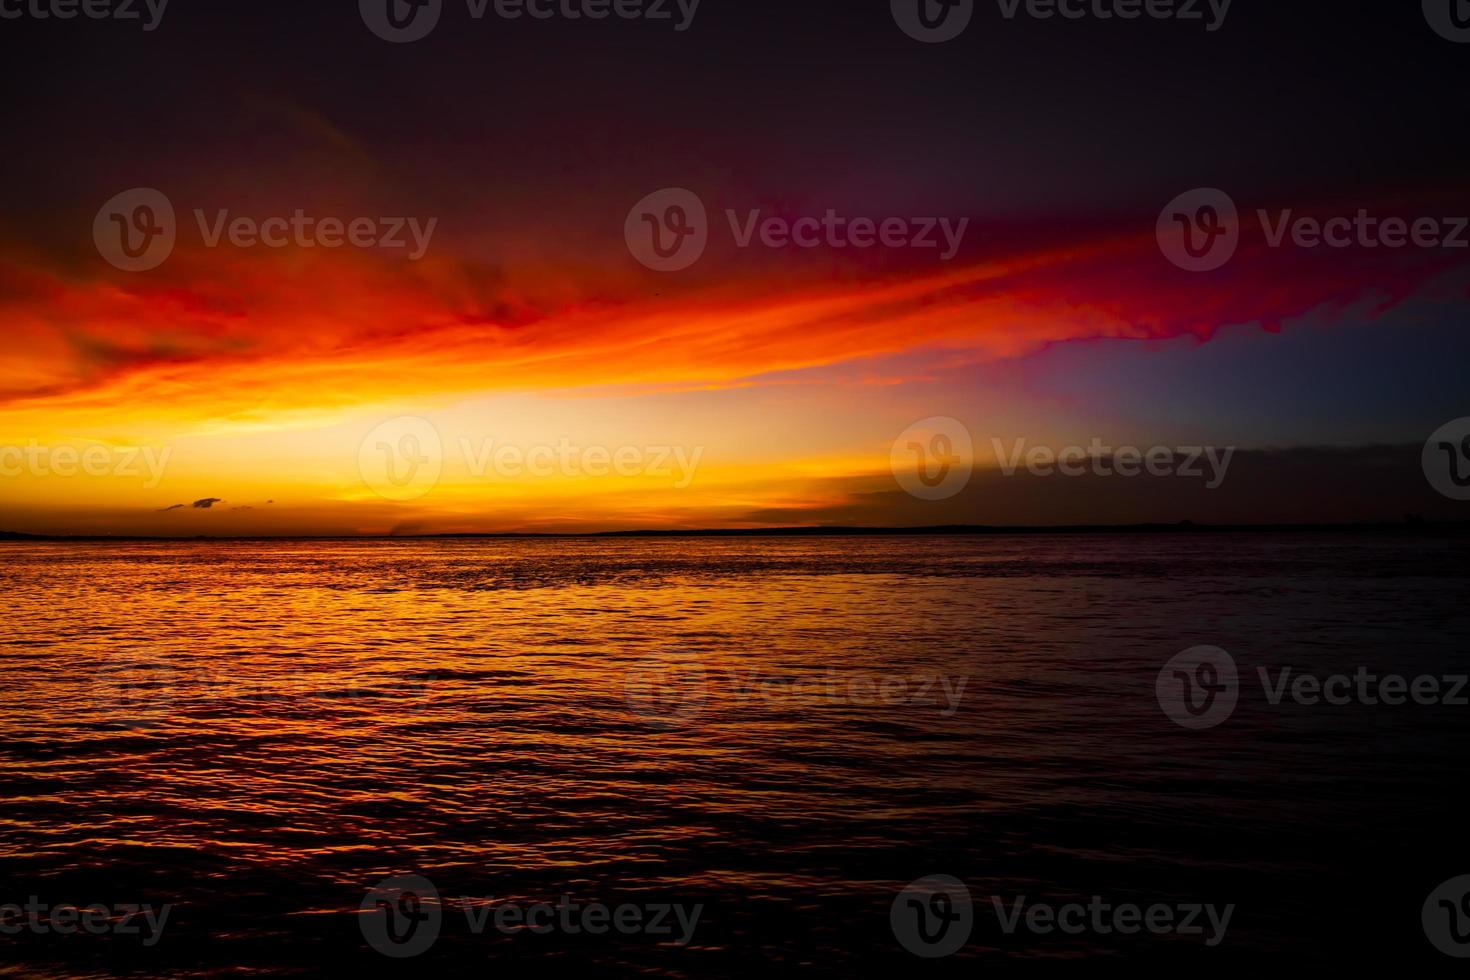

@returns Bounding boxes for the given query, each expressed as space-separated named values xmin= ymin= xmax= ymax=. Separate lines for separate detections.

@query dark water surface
xmin=1 ymin=534 xmax=1467 ymax=975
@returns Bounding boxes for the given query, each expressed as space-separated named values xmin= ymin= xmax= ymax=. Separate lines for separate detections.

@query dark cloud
xmin=743 ymin=445 xmax=1467 ymax=528
xmin=159 ymin=498 xmax=225 ymax=512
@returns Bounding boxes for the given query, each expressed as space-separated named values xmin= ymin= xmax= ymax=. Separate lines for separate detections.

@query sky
xmin=1 ymin=1 xmax=1468 ymax=535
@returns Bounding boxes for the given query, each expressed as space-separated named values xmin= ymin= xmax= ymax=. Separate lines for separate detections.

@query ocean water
xmin=1 ymin=533 xmax=1467 ymax=975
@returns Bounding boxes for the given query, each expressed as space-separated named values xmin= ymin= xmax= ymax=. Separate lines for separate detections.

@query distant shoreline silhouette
xmin=4 ymin=521 xmax=1468 ymax=542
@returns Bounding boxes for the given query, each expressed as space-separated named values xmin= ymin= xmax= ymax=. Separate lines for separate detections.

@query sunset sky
xmin=2 ymin=2 xmax=1468 ymax=535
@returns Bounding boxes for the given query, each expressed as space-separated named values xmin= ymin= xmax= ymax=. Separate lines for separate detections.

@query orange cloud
xmin=6 ymin=198 xmax=1465 ymax=431
xmin=3 ymin=187 xmax=1467 ymax=535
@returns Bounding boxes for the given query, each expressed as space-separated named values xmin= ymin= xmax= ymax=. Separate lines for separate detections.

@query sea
xmin=1 ymin=533 xmax=1467 ymax=974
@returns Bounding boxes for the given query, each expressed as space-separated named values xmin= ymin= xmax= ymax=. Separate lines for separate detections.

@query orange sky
xmin=2 ymin=193 xmax=1468 ymax=535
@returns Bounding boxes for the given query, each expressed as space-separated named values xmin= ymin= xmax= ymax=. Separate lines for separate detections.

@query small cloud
xmin=158 ymin=504 xmax=185 ymax=513
xmin=192 ymin=498 xmax=223 ymax=509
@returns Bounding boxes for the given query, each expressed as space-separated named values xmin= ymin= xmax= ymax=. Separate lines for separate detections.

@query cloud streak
xmin=4 ymin=191 xmax=1467 ymax=431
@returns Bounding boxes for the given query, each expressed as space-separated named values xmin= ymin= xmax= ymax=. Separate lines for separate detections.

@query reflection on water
xmin=1 ymin=534 xmax=1467 ymax=973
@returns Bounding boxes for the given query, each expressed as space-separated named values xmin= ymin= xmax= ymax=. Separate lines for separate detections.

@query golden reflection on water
xmin=3 ymin=535 xmax=1467 ymax=972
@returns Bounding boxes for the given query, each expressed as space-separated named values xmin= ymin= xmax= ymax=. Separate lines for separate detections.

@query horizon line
xmin=4 ymin=519 xmax=1468 ymax=542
